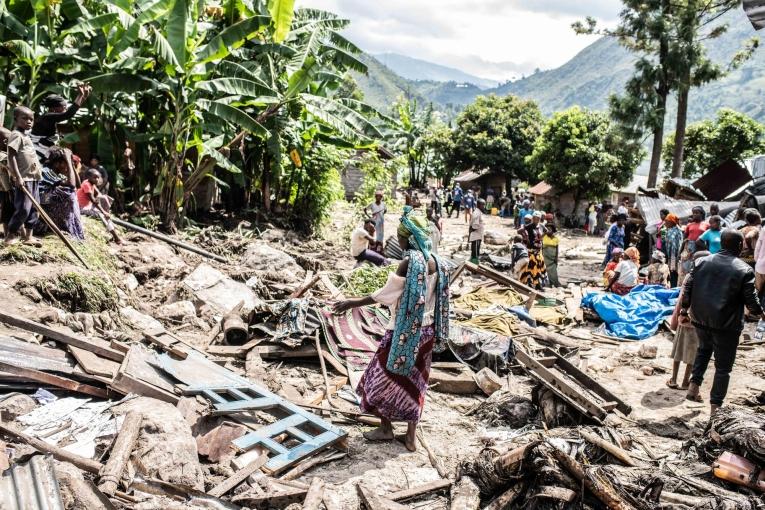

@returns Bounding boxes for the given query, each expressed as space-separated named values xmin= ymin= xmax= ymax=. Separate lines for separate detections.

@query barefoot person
xmin=5 ymin=106 xmax=43 ymax=246
xmin=332 ymin=206 xmax=450 ymax=451
xmin=682 ymin=230 xmax=765 ymax=413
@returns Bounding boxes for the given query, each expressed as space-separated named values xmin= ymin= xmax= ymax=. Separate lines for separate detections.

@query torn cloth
xmin=454 ymin=286 xmax=525 ymax=311
xmin=581 ymin=285 xmax=679 ymax=340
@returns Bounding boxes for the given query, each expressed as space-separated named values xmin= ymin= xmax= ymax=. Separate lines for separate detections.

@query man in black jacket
xmin=681 ymin=229 xmax=765 ymax=413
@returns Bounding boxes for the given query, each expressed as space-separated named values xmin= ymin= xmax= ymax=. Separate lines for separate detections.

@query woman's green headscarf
xmin=398 ymin=206 xmax=432 ymax=261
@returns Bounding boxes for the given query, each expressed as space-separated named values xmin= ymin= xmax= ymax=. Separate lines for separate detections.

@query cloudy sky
xmin=297 ymin=0 xmax=623 ymax=82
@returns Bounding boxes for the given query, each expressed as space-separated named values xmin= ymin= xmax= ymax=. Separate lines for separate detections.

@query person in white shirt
xmin=364 ymin=191 xmax=387 ymax=251
xmin=469 ymin=198 xmax=486 ymax=264
xmin=351 ymin=220 xmax=388 ymax=266
xmin=606 ymin=246 xmax=640 ymax=295
xmin=617 ymin=197 xmax=630 ymax=216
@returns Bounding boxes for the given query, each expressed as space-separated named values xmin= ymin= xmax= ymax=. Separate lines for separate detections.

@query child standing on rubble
xmin=0 ymin=127 xmax=12 ymax=238
xmin=5 ymin=106 xmax=43 ymax=246
xmin=333 ymin=207 xmax=449 ymax=453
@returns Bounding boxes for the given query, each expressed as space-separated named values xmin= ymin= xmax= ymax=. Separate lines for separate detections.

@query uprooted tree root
xmin=19 ymin=271 xmax=119 ymax=313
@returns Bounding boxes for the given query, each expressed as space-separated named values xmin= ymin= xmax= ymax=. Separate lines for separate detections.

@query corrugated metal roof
xmin=693 ymin=160 xmax=751 ymax=201
xmin=637 ymin=196 xmax=740 ymax=234
xmin=454 ymin=170 xmax=482 ymax=183
xmin=0 ymin=455 xmax=65 ymax=510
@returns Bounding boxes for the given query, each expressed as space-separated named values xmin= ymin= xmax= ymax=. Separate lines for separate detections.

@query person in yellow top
xmin=542 ymin=224 xmax=560 ymax=287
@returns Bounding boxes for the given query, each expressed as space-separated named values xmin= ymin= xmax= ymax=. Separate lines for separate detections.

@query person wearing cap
xmin=31 ymin=84 xmax=90 ymax=163
xmin=646 ymin=251 xmax=670 ymax=287
xmin=364 ymin=190 xmax=387 ymax=252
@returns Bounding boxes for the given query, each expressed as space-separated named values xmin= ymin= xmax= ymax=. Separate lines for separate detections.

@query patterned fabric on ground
xmin=250 ymin=299 xmax=321 ymax=348
xmin=453 ymin=286 xmax=524 ymax=311
xmin=610 ymin=282 xmax=634 ymax=296
xmin=671 ymin=324 xmax=700 ymax=365
xmin=520 ymin=251 xmax=547 ymax=290
xmin=357 ymin=325 xmax=435 ymax=422
xmin=320 ymin=307 xmax=382 ymax=371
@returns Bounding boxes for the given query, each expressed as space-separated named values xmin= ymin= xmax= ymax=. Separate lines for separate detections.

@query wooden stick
xmin=0 ymin=311 xmax=124 ymax=361
xmin=0 ymin=421 xmax=103 ymax=474
xmin=291 ymin=272 xmax=320 ymax=298
xmin=314 ymin=334 xmax=333 ymax=405
xmin=208 ymin=454 xmax=268 ymax=497
xmin=387 ymin=479 xmax=452 ymax=502
xmin=357 ymin=483 xmax=408 ymax=510
xmin=279 ymin=451 xmax=346 ymax=481
xmin=98 ymin=411 xmax=143 ymax=495
xmin=579 ymin=430 xmax=639 ymax=467
xmin=548 ymin=445 xmax=635 ymax=510
xmin=302 ymin=477 xmax=325 ymax=510
xmin=18 ymin=183 xmax=87 ymax=267
xmin=111 ymin=218 xmax=227 ymax=263
xmin=416 ymin=429 xmax=449 ymax=479
xmin=0 ymin=361 xmax=108 ymax=398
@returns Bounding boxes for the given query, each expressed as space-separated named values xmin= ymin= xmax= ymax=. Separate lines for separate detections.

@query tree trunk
xmin=262 ymin=152 xmax=271 ymax=211
xmin=672 ymin=72 xmax=690 ymax=178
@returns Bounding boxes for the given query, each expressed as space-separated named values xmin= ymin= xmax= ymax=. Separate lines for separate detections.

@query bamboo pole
xmin=111 ymin=218 xmax=227 ymax=263
xmin=98 ymin=411 xmax=143 ymax=495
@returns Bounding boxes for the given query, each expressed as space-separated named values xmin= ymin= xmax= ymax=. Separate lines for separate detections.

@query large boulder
xmin=156 ymin=300 xmax=197 ymax=320
xmin=240 ymin=242 xmax=306 ymax=283
xmin=182 ymin=263 xmax=263 ymax=314
xmin=112 ymin=397 xmax=205 ymax=491
xmin=484 ymin=230 xmax=510 ymax=246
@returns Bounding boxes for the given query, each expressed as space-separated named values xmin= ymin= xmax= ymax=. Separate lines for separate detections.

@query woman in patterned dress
xmin=34 ymin=148 xmax=84 ymax=240
xmin=333 ymin=206 xmax=450 ymax=452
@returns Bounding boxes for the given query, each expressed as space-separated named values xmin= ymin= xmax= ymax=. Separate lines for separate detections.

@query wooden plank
xmin=322 ymin=350 xmax=349 ymax=376
xmin=536 ymin=357 xmax=557 ymax=368
xmin=206 ymin=338 xmax=263 ymax=358
xmin=290 ymin=271 xmax=320 ymax=298
xmin=98 ymin=411 xmax=143 ymax=495
xmin=303 ymin=477 xmax=325 ymax=510
xmin=234 ymin=414 xmax=308 ymax=451
xmin=543 ymin=348 xmax=631 ymax=416
xmin=208 ymin=454 xmax=268 ymax=498
xmin=514 ymin=349 xmax=606 ymax=422
xmin=388 ymin=479 xmax=452 ymax=502
xmin=255 ymin=344 xmax=319 ymax=359
xmin=463 ymin=262 xmax=554 ymax=301
xmin=143 ymin=329 xmax=188 ymax=359
xmin=449 ymin=262 xmax=467 ymax=284
xmin=261 ymin=431 xmax=342 ymax=474
xmin=212 ymin=397 xmax=278 ymax=414
xmin=0 ymin=361 xmax=108 ymax=398
xmin=0 ymin=311 xmax=123 ymax=361
xmin=430 ymin=367 xmax=478 ymax=394
xmin=319 ymin=274 xmax=346 ymax=300
xmin=357 ymin=483 xmax=409 ymax=510
xmin=69 ymin=346 xmax=120 ymax=378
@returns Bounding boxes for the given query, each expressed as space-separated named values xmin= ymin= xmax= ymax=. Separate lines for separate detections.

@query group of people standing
xmin=0 ymin=85 xmax=121 ymax=246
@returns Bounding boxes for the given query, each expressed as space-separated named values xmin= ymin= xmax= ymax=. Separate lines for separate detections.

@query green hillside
xmin=356 ymin=8 xmax=765 ymax=124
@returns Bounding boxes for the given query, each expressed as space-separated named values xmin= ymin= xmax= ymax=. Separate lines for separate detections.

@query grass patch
xmin=0 ymin=218 xmax=116 ymax=273
xmin=22 ymin=271 xmax=119 ymax=313
xmin=331 ymin=264 xmax=398 ymax=297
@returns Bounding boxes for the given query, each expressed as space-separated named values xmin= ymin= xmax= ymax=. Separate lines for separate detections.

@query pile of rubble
xmin=0 ymin=225 xmax=764 ymax=510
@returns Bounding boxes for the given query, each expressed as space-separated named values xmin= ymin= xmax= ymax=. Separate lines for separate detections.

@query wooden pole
xmin=18 ymin=183 xmax=87 ymax=267
xmin=98 ymin=411 xmax=143 ymax=495
xmin=302 ymin=477 xmax=325 ymax=510
xmin=314 ymin=334 xmax=333 ymax=406
xmin=0 ymin=421 xmax=103 ymax=474
xmin=111 ymin=218 xmax=227 ymax=263
xmin=416 ymin=429 xmax=449 ymax=479
xmin=579 ymin=430 xmax=639 ymax=467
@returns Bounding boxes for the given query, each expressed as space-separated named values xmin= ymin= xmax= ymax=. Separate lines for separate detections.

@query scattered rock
xmin=124 ymin=273 xmax=140 ymax=292
xmin=182 ymin=263 xmax=264 ymax=314
xmin=640 ymin=366 xmax=655 ymax=376
xmin=638 ymin=344 xmax=658 ymax=359
xmin=0 ymin=393 xmax=36 ymax=421
xmin=156 ymin=300 xmax=197 ymax=320
xmin=55 ymin=460 xmax=112 ymax=510
xmin=120 ymin=306 xmax=164 ymax=332
xmin=240 ymin=242 xmax=306 ymax=283
xmin=484 ymin=230 xmax=510 ymax=246
xmin=113 ymin=396 xmax=205 ymax=491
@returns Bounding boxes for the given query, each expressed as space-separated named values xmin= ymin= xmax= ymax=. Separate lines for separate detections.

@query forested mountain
xmin=356 ymin=8 xmax=765 ymax=124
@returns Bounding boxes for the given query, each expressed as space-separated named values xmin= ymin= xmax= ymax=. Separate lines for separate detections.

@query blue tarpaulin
xmin=581 ymin=285 xmax=679 ymax=340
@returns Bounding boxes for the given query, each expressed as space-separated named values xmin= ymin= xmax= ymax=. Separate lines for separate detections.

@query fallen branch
xmin=387 ymin=479 xmax=451 ymax=502
xmin=111 ymin=218 xmax=227 ymax=263
xmin=417 ymin=429 xmax=449 ymax=479
xmin=98 ymin=411 xmax=143 ymax=495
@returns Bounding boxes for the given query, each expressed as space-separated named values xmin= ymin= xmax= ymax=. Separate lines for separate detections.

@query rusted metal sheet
xmin=0 ymin=335 xmax=77 ymax=375
xmin=0 ymin=455 xmax=65 ymax=510
xmin=692 ymin=160 xmax=752 ymax=201
xmin=637 ymin=196 xmax=739 ymax=234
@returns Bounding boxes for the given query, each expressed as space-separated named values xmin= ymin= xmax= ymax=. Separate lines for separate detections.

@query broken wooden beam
xmin=357 ymin=483 xmax=408 ymax=510
xmin=319 ymin=274 xmax=346 ymax=300
xmin=0 ymin=421 xmax=103 ymax=474
xmin=0 ymin=311 xmax=124 ymax=361
xmin=208 ymin=454 xmax=268 ymax=497
xmin=579 ymin=430 xmax=640 ymax=467
xmin=0 ymin=361 xmax=108 ymax=398
xmin=291 ymin=271 xmax=321 ymax=298
xmin=449 ymin=476 xmax=481 ymax=510
xmin=279 ymin=451 xmax=347 ymax=481
xmin=111 ymin=218 xmax=227 ymax=262
xmin=302 ymin=477 xmax=325 ymax=510
xmin=463 ymin=262 xmax=554 ymax=301
xmin=98 ymin=411 xmax=143 ymax=495
xmin=387 ymin=479 xmax=452 ymax=502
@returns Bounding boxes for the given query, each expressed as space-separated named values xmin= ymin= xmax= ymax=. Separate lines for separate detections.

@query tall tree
xmin=575 ymin=0 xmax=674 ymax=188
xmin=668 ymin=0 xmax=758 ymax=177
xmin=450 ymin=94 xmax=542 ymax=190
xmin=526 ymin=107 xmax=643 ymax=213
xmin=663 ymin=108 xmax=765 ymax=178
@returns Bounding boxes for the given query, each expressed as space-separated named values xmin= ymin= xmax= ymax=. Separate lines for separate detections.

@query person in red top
xmin=77 ymin=169 xmax=121 ymax=244
xmin=680 ymin=206 xmax=708 ymax=279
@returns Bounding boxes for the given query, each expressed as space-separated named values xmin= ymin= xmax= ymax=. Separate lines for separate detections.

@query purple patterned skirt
xmin=356 ymin=325 xmax=435 ymax=423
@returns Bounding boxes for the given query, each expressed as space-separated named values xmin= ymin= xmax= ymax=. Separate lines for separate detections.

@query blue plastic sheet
xmin=581 ymin=285 xmax=679 ymax=340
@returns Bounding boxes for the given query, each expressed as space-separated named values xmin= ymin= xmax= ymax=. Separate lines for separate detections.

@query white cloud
xmin=297 ymin=0 xmax=622 ymax=81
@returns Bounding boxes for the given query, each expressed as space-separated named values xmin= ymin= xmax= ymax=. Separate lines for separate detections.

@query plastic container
xmin=713 ymin=452 xmax=765 ymax=491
